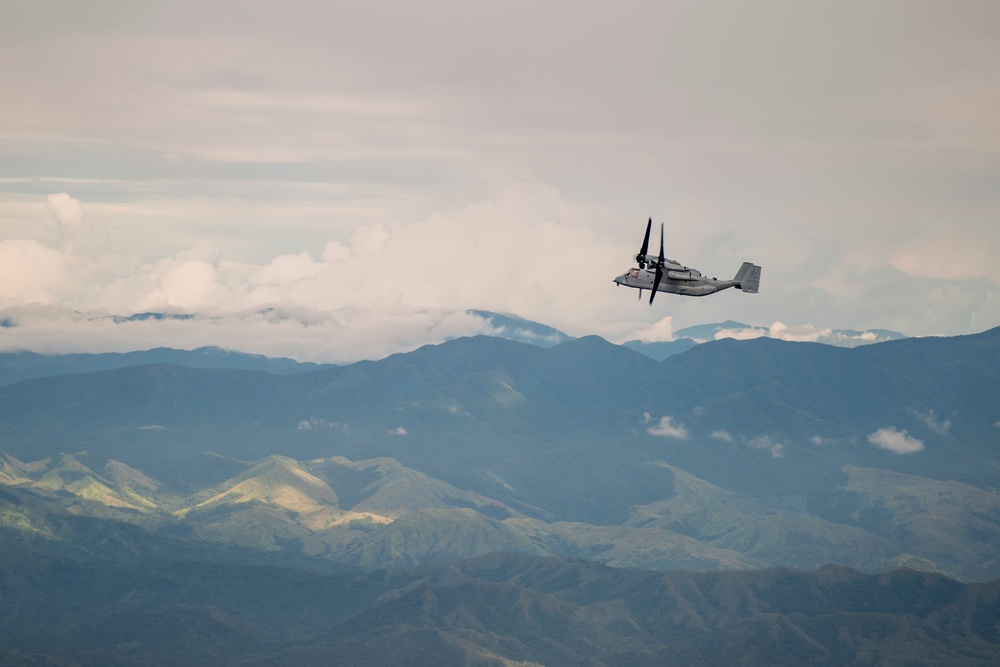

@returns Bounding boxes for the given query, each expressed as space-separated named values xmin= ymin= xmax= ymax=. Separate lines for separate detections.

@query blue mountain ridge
xmin=1 ymin=325 xmax=998 ymax=581
xmin=0 ymin=310 xmax=908 ymax=386
xmin=0 ymin=346 xmax=336 ymax=387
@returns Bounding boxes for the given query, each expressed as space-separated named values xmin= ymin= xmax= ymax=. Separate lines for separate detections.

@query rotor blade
xmin=636 ymin=217 xmax=652 ymax=267
xmin=649 ymin=223 xmax=666 ymax=304
xmin=649 ymin=266 xmax=663 ymax=304
xmin=658 ymin=223 xmax=665 ymax=266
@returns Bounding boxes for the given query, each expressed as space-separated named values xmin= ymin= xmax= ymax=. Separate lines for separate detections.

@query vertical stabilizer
xmin=734 ymin=262 xmax=761 ymax=293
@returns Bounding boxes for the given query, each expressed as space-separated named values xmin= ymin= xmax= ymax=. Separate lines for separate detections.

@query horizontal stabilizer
xmin=734 ymin=262 xmax=762 ymax=293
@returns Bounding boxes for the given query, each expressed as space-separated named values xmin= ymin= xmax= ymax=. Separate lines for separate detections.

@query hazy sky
xmin=1 ymin=1 xmax=998 ymax=361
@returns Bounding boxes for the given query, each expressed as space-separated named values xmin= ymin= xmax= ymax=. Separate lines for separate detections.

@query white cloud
xmin=808 ymin=435 xmax=825 ymax=446
xmin=145 ymin=260 xmax=220 ymax=310
xmin=868 ymin=427 xmax=924 ymax=454
xmin=647 ymin=415 xmax=689 ymax=440
xmin=768 ymin=322 xmax=827 ymax=342
xmin=627 ymin=317 xmax=675 ymax=343
xmin=390 ymin=427 xmax=408 ymax=436
xmin=710 ymin=430 xmax=786 ymax=456
xmin=0 ymin=239 xmax=71 ymax=303
xmin=487 ymin=325 xmax=565 ymax=346
xmin=45 ymin=193 xmax=85 ymax=229
xmin=714 ymin=326 xmax=768 ymax=342
xmin=713 ymin=322 xmax=906 ymax=347
xmin=0 ymin=303 xmax=493 ymax=364
xmin=297 ymin=417 xmax=337 ymax=430
xmin=908 ymin=408 xmax=951 ymax=435
xmin=747 ymin=435 xmax=785 ymax=458
xmin=0 ymin=186 xmax=640 ymax=356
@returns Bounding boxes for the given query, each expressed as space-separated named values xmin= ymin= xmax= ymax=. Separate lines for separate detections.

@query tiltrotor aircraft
xmin=614 ymin=218 xmax=761 ymax=303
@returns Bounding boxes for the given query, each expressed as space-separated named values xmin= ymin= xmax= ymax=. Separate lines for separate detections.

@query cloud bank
xmin=712 ymin=322 xmax=905 ymax=347
xmin=0 ymin=188 xmax=645 ymax=361
xmin=0 ymin=186 xmax=990 ymax=363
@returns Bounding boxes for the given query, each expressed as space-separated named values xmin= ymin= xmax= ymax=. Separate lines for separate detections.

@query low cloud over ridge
xmin=0 ymin=185 xmax=994 ymax=362
xmin=0 ymin=187 xmax=649 ymax=361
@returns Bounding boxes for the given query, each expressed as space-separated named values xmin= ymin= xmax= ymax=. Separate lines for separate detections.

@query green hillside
xmin=2 ymin=447 xmax=998 ymax=580
xmin=3 ymin=549 xmax=999 ymax=667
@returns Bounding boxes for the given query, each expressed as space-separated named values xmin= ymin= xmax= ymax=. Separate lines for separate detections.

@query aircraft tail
xmin=734 ymin=262 xmax=761 ymax=293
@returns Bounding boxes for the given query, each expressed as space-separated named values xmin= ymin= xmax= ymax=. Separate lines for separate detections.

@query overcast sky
xmin=1 ymin=0 xmax=998 ymax=361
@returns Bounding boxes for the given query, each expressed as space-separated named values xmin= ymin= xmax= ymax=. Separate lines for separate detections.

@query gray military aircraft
xmin=614 ymin=218 xmax=761 ymax=303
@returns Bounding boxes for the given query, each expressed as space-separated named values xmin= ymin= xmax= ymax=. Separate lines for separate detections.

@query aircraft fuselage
xmin=614 ymin=255 xmax=740 ymax=297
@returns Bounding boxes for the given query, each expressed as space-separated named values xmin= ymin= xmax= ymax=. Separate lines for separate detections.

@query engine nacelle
xmin=666 ymin=269 xmax=701 ymax=281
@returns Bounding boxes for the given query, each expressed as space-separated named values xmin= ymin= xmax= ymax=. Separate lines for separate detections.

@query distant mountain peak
xmin=104 ymin=311 xmax=197 ymax=324
xmin=673 ymin=321 xmax=907 ymax=348
xmin=467 ymin=310 xmax=574 ymax=347
xmin=552 ymin=334 xmax=613 ymax=351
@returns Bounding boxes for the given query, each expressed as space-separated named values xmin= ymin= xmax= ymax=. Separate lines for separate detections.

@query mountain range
xmin=4 ymin=549 xmax=999 ymax=666
xmin=2 ymin=319 xmax=1000 ymax=664
xmin=0 ymin=313 xmax=907 ymax=388
xmin=1 ymin=324 xmax=998 ymax=582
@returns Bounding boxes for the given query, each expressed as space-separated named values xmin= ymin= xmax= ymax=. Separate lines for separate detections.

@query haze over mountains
xmin=1 ymin=317 xmax=998 ymax=664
